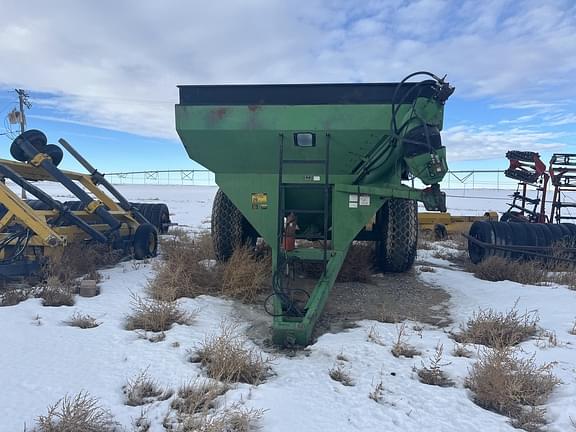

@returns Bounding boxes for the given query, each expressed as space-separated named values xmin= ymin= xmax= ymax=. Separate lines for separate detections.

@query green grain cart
xmin=176 ymin=71 xmax=454 ymax=346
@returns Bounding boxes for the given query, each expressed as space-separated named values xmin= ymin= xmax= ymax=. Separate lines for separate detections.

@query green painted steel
xmin=176 ymin=74 xmax=454 ymax=346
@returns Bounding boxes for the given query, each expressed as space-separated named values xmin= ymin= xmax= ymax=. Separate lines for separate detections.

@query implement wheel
xmin=211 ymin=189 xmax=256 ymax=262
xmin=375 ymin=198 xmax=418 ymax=273
xmin=133 ymin=223 xmax=158 ymax=259
xmin=10 ymin=129 xmax=47 ymax=162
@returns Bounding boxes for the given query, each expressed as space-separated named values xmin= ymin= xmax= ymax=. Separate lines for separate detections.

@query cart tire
xmin=211 ymin=189 xmax=256 ymax=262
xmin=133 ymin=223 xmax=158 ymax=259
xmin=375 ymin=199 xmax=418 ymax=273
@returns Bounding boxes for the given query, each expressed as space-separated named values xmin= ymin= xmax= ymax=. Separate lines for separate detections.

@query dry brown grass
xmin=176 ymin=405 xmax=263 ymax=432
xmin=549 ymin=269 xmax=576 ymax=290
xmin=470 ymin=256 xmax=548 ymax=285
xmin=452 ymin=343 xmax=473 ymax=358
xmin=131 ymin=412 xmax=151 ymax=432
xmin=466 ymin=348 xmax=560 ymax=431
xmin=447 ymin=233 xmax=468 ymax=251
xmin=39 ymin=277 xmax=75 ymax=307
xmin=149 ymin=231 xmax=221 ymax=301
xmin=0 ymin=287 xmax=31 ymax=306
xmin=367 ymin=325 xmax=385 ymax=345
xmin=29 ymin=391 xmax=120 ymax=432
xmin=221 ymin=245 xmax=270 ymax=303
xmin=63 ymin=312 xmax=100 ymax=329
xmin=328 ymin=363 xmax=354 ymax=386
xmin=368 ymin=380 xmax=385 ymax=402
xmin=44 ymin=243 xmax=121 ymax=286
xmin=416 ymin=343 xmax=454 ymax=387
xmin=171 ymin=379 xmax=228 ymax=416
xmin=125 ymin=294 xmax=192 ymax=333
xmin=378 ymin=305 xmax=402 ymax=324
xmin=535 ymin=330 xmax=560 ymax=349
xmin=391 ymin=323 xmax=421 ymax=358
xmin=417 ymin=232 xmax=434 ymax=250
xmin=123 ymin=370 xmax=172 ymax=406
xmin=192 ymin=322 xmax=271 ymax=384
xmin=453 ymin=302 xmax=539 ymax=349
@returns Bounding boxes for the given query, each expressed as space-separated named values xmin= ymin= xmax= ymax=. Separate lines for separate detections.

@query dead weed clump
xmin=452 ymin=343 xmax=473 ymax=358
xmin=465 ymin=348 xmax=560 ymax=431
xmin=171 ymin=379 xmax=228 ymax=416
xmin=44 ymin=242 xmax=121 ymax=284
xmin=453 ymin=303 xmax=539 ymax=349
xmin=369 ymin=381 xmax=385 ymax=402
xmin=0 ymin=287 xmax=31 ymax=306
xmin=416 ymin=343 xmax=454 ymax=387
xmin=549 ymin=269 xmax=576 ymax=290
xmin=221 ymin=246 xmax=270 ymax=303
xmin=329 ymin=363 xmax=354 ymax=386
xmin=391 ymin=323 xmax=421 ymax=358
xmin=38 ymin=277 xmax=75 ymax=307
xmin=176 ymin=405 xmax=263 ymax=432
xmin=470 ymin=256 xmax=547 ymax=285
xmin=192 ymin=323 xmax=271 ymax=384
xmin=125 ymin=294 xmax=192 ymax=333
xmin=123 ymin=370 xmax=172 ymax=406
xmin=149 ymin=231 xmax=221 ymax=301
xmin=29 ymin=391 xmax=120 ymax=432
xmin=63 ymin=312 xmax=100 ymax=329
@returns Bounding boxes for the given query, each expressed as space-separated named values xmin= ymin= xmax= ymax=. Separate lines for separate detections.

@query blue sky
xmin=1 ymin=0 xmax=575 ymax=174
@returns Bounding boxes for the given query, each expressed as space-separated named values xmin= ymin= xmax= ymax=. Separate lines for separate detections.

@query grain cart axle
xmin=0 ymin=130 xmax=167 ymax=279
xmin=176 ymin=71 xmax=454 ymax=346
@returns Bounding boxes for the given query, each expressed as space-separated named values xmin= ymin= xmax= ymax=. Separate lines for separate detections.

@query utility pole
xmin=14 ymin=89 xmax=32 ymax=199
xmin=14 ymin=89 xmax=31 ymax=135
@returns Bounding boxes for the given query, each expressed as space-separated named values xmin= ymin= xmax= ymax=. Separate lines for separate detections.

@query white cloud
xmin=0 ymin=0 xmax=574 ymax=152
xmin=443 ymin=124 xmax=566 ymax=161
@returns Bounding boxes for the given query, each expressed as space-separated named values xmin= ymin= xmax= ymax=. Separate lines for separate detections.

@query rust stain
xmin=247 ymin=105 xmax=262 ymax=129
xmin=207 ymin=107 xmax=228 ymax=124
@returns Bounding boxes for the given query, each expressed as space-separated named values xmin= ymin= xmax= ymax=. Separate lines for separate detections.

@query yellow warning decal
xmin=251 ymin=193 xmax=268 ymax=209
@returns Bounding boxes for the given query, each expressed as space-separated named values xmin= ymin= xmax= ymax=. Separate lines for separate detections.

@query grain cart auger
xmin=176 ymin=71 xmax=454 ymax=346
xmin=0 ymin=129 xmax=163 ymax=279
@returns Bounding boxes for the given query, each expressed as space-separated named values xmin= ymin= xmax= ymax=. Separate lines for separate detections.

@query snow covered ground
xmin=1 ymin=184 xmax=576 ymax=431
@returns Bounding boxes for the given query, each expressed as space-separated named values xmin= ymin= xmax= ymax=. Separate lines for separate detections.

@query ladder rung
xmin=296 ymin=235 xmax=327 ymax=240
xmin=282 ymin=159 xmax=326 ymax=164
xmin=285 ymin=209 xmax=324 ymax=214
xmin=281 ymin=184 xmax=329 ymax=189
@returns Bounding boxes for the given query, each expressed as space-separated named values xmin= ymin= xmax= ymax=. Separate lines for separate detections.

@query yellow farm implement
xmin=418 ymin=211 xmax=498 ymax=237
xmin=0 ymin=129 xmax=169 ymax=279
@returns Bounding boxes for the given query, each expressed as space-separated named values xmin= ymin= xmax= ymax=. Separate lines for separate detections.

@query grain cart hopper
xmin=0 ymin=129 xmax=164 ymax=279
xmin=176 ymin=72 xmax=454 ymax=346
